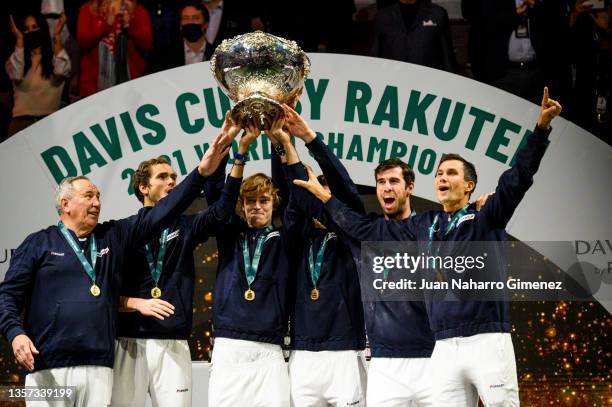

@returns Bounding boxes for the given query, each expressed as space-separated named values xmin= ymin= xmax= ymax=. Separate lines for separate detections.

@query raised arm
xmin=266 ymin=112 xmax=311 ymax=242
xmin=283 ymin=104 xmax=366 ymax=214
xmin=481 ymin=87 xmax=561 ymax=228
xmin=121 ymin=129 xmax=233 ymax=247
xmin=293 ymin=166 xmax=416 ymax=242
xmin=203 ymin=113 xmax=241 ymax=205
xmin=77 ymin=4 xmax=112 ymax=52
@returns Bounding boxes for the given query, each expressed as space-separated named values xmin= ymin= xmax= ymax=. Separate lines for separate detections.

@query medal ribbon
xmin=144 ymin=228 xmax=169 ymax=286
xmin=58 ymin=221 xmax=97 ymax=283
xmin=242 ymin=226 xmax=273 ymax=286
xmin=308 ymin=232 xmax=335 ymax=288
xmin=427 ymin=204 xmax=469 ymax=254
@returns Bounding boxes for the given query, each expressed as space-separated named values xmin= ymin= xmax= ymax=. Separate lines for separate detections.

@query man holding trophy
xmin=205 ymin=32 xmax=310 ymax=406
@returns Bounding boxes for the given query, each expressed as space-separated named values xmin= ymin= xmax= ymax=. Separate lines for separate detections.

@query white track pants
xmin=366 ymin=357 xmax=435 ymax=406
xmin=111 ymin=338 xmax=192 ymax=407
xmin=25 ymin=365 xmax=112 ymax=407
xmin=289 ymin=350 xmax=366 ymax=407
xmin=208 ymin=338 xmax=290 ymax=407
xmin=430 ymin=333 xmax=519 ymax=407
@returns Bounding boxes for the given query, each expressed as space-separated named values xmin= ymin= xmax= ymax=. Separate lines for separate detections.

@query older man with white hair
xmin=0 ymin=131 xmax=235 ymax=407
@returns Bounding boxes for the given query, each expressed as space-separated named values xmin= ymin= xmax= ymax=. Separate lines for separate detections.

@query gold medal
xmin=151 ymin=287 xmax=162 ymax=298
xmin=244 ymin=288 xmax=255 ymax=301
xmin=310 ymin=287 xmax=319 ymax=301
xmin=90 ymin=284 xmax=101 ymax=297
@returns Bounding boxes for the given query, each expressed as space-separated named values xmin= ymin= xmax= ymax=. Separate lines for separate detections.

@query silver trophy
xmin=210 ymin=31 xmax=310 ymax=127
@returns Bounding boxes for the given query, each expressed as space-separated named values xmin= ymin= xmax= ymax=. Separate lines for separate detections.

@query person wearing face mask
xmin=4 ymin=13 xmax=71 ymax=140
xmin=147 ymin=1 xmax=212 ymax=73
xmin=180 ymin=1 xmax=212 ymax=64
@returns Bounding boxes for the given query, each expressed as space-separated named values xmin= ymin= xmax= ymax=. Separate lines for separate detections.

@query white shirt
xmin=508 ymin=0 xmax=537 ymax=63
xmin=6 ymin=48 xmax=71 ymax=117
xmin=184 ymin=40 xmax=207 ymax=65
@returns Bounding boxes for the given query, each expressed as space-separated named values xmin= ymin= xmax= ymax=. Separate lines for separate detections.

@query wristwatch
xmin=234 ymin=152 xmax=249 ymax=162
xmin=273 ymin=143 xmax=286 ymax=156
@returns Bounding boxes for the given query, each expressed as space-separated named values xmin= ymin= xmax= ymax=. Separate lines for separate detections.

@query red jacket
xmin=77 ymin=3 xmax=152 ymax=98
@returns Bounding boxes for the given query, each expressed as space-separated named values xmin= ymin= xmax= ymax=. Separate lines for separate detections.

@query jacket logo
xmin=264 ymin=231 xmax=280 ymax=243
xmin=97 ymin=247 xmax=110 ymax=257
xmin=457 ymin=214 xmax=475 ymax=226
xmin=176 ymin=388 xmax=189 ymax=393
xmin=422 ymin=20 xmax=437 ymax=26
xmin=167 ymin=230 xmax=180 ymax=242
xmin=50 ymin=251 xmax=64 ymax=256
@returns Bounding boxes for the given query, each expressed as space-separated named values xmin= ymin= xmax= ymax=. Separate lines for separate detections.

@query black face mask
xmin=181 ymin=24 xmax=204 ymax=42
xmin=24 ymin=29 xmax=44 ymax=49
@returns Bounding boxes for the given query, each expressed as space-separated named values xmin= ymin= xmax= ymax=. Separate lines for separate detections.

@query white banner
xmin=1 ymin=54 xmax=610 ymax=311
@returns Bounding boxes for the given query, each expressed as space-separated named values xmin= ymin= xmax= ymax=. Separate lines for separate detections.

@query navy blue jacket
xmin=117 ymin=175 xmax=241 ymax=340
xmin=0 ymin=168 xmax=213 ymax=371
xmin=324 ymin=127 xmax=551 ymax=340
xmin=290 ymin=137 xmax=434 ymax=357
xmin=210 ymin=218 xmax=294 ymax=345
xmin=203 ymin=169 xmax=297 ymax=345
xmin=280 ymin=162 xmax=365 ymax=352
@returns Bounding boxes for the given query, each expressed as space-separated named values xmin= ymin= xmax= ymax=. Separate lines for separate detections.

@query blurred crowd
xmin=0 ymin=0 xmax=610 ymax=143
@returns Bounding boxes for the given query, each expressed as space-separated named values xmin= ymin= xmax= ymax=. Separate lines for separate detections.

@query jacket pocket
xmin=216 ymin=278 xmax=283 ymax=334
xmin=299 ymin=284 xmax=352 ymax=339
xmin=47 ymin=300 xmax=113 ymax=360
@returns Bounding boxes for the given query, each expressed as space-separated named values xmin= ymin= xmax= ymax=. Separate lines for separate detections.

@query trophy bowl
xmin=210 ymin=31 xmax=310 ymax=127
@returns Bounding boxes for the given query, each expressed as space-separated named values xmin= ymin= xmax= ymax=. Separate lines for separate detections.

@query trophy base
xmin=231 ymin=94 xmax=284 ymax=128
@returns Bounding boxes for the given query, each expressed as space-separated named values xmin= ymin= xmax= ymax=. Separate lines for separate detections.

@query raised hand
xmin=474 ymin=192 xmax=494 ymax=212
xmin=293 ymin=165 xmax=332 ymax=203
xmin=199 ymin=129 xmax=233 ymax=176
xmin=52 ymin=13 xmax=67 ymax=54
xmin=54 ymin=13 xmax=67 ymax=38
xmin=221 ymin=112 xmax=242 ymax=141
xmin=239 ymin=117 xmax=261 ymax=153
xmin=122 ymin=0 xmax=135 ymax=28
xmin=9 ymin=15 xmax=24 ymax=48
xmin=12 ymin=334 xmax=39 ymax=371
xmin=282 ymin=104 xmax=316 ymax=143
xmin=536 ymin=87 xmax=562 ymax=130
xmin=266 ymin=110 xmax=291 ymax=145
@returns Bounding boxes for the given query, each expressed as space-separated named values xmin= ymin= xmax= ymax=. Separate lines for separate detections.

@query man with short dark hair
xmin=374 ymin=157 xmax=416 ymax=221
xmin=111 ymin=131 xmax=241 ymax=406
xmin=0 ymin=131 xmax=233 ymax=407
